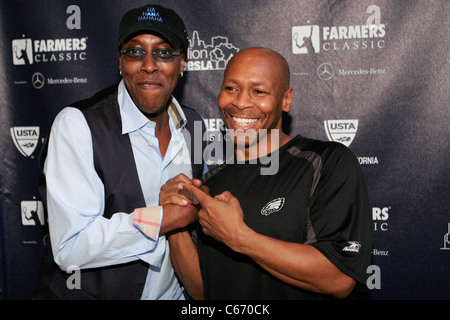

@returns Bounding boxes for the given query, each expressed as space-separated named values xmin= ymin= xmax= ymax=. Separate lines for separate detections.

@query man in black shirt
xmin=162 ymin=47 xmax=372 ymax=299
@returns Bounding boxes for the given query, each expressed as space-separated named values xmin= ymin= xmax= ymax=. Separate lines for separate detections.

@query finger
xmin=192 ymin=178 xmax=202 ymax=187
xmin=160 ymin=183 xmax=195 ymax=205
xmin=176 ymin=173 xmax=195 ymax=184
xmin=166 ymin=173 xmax=193 ymax=185
xmin=199 ymin=215 xmax=211 ymax=236
xmin=199 ymin=184 xmax=210 ymax=195
xmin=214 ymin=191 xmax=234 ymax=202
xmin=159 ymin=192 xmax=190 ymax=206
xmin=177 ymin=188 xmax=199 ymax=205
xmin=179 ymin=183 xmax=212 ymax=206
xmin=202 ymin=226 xmax=211 ymax=236
xmin=160 ymin=181 xmax=183 ymax=192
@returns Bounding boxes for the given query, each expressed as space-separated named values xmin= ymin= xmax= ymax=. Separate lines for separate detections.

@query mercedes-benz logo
xmin=317 ymin=63 xmax=334 ymax=81
xmin=32 ymin=72 xmax=45 ymax=89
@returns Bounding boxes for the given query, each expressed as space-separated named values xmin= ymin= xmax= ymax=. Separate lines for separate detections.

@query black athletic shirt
xmin=198 ymin=135 xmax=372 ymax=299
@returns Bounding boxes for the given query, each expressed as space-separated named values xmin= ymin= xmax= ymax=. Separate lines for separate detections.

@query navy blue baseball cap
xmin=118 ymin=4 xmax=188 ymax=51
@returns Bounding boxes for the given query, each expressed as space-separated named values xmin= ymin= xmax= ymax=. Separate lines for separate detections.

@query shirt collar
xmin=117 ymin=80 xmax=187 ymax=135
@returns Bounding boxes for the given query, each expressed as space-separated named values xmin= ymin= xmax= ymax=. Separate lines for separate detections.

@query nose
xmin=234 ymin=90 xmax=253 ymax=110
xmin=140 ymin=53 xmax=158 ymax=74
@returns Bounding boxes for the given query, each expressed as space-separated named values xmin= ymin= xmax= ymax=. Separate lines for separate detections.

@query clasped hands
xmin=160 ymin=174 xmax=248 ymax=248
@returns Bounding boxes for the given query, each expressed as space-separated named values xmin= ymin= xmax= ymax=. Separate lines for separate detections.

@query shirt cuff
xmin=133 ymin=206 xmax=162 ymax=241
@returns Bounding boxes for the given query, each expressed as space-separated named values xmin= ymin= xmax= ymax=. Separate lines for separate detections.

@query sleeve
xmin=133 ymin=207 xmax=162 ymax=240
xmin=308 ymin=142 xmax=373 ymax=284
xmin=45 ymin=107 xmax=164 ymax=271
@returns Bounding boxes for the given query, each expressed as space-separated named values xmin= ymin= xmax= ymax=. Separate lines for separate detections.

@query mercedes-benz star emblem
xmin=317 ymin=63 xmax=334 ymax=81
xmin=32 ymin=72 xmax=45 ymax=89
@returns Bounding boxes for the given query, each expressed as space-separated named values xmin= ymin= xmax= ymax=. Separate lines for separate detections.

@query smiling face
xmin=218 ymin=48 xmax=293 ymax=149
xmin=119 ymin=33 xmax=185 ymax=116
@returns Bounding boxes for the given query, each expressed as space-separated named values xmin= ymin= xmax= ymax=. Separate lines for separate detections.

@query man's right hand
xmin=159 ymin=174 xmax=208 ymax=234
xmin=159 ymin=173 xmax=199 ymax=206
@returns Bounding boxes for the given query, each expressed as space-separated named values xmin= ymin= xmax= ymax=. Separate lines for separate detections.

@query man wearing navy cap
xmin=34 ymin=4 xmax=204 ymax=300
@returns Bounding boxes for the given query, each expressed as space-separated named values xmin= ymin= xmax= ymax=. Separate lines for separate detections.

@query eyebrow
xmin=224 ymin=79 xmax=268 ymax=87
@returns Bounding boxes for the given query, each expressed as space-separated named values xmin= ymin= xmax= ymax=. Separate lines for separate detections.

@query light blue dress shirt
xmin=44 ymin=80 xmax=193 ymax=299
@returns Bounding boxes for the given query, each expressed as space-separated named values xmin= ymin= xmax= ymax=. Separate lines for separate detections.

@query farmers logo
xmin=12 ymin=36 xmax=87 ymax=65
xmin=292 ymin=5 xmax=386 ymax=54
xmin=21 ymin=200 xmax=45 ymax=226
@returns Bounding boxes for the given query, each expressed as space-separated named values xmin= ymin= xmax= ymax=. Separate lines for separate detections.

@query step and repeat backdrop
xmin=0 ymin=0 xmax=448 ymax=299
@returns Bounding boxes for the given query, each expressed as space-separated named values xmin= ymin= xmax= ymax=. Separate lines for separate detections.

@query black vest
xmin=34 ymin=84 xmax=206 ymax=299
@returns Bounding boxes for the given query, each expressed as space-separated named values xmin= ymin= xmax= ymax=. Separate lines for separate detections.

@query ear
xmin=179 ymin=55 xmax=186 ymax=75
xmin=282 ymin=88 xmax=294 ymax=112
xmin=118 ymin=52 xmax=122 ymax=75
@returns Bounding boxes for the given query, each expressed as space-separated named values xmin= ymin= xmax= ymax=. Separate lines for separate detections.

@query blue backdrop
xmin=0 ymin=0 xmax=448 ymax=300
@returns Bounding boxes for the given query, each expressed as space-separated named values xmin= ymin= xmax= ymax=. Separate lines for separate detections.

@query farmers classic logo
xmin=21 ymin=200 xmax=45 ymax=226
xmin=12 ymin=6 xmax=86 ymax=65
xmin=185 ymin=31 xmax=239 ymax=71
xmin=12 ymin=36 xmax=87 ymax=65
xmin=292 ymin=5 xmax=385 ymax=54
xmin=292 ymin=25 xmax=320 ymax=54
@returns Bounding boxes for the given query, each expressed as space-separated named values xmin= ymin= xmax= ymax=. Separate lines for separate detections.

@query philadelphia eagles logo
xmin=261 ymin=198 xmax=285 ymax=216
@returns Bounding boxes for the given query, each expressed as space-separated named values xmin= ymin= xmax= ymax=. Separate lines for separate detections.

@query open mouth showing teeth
xmin=140 ymin=82 xmax=161 ymax=87
xmin=232 ymin=116 xmax=258 ymax=127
